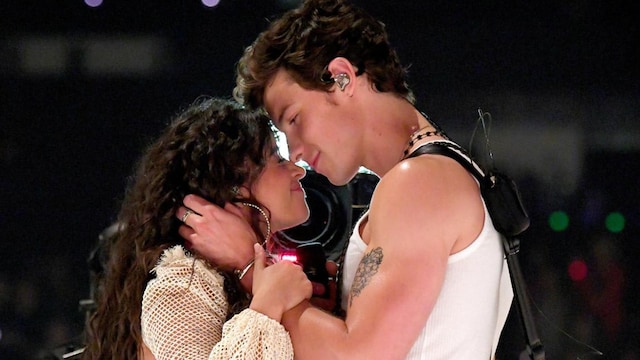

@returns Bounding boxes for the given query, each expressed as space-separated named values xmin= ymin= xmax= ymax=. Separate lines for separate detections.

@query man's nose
xmin=287 ymin=139 xmax=303 ymax=163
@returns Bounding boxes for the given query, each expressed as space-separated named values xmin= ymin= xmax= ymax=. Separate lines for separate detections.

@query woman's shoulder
xmin=152 ymin=245 xmax=225 ymax=285
xmin=154 ymin=244 xmax=197 ymax=269
xmin=156 ymin=245 xmax=194 ymax=265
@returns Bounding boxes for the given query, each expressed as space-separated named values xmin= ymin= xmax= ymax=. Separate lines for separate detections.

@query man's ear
xmin=327 ymin=57 xmax=358 ymax=95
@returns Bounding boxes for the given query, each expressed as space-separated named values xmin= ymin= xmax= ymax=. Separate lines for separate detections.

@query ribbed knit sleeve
xmin=141 ymin=246 xmax=293 ymax=360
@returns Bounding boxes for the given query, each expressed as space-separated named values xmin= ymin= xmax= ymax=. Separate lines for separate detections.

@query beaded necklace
xmin=402 ymin=129 xmax=442 ymax=158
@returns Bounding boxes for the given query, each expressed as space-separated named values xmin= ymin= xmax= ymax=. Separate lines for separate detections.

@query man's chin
xmin=324 ymin=170 xmax=358 ymax=187
xmin=323 ymin=175 xmax=346 ymax=186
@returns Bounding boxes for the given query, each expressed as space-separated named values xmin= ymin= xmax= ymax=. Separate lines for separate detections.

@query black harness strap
xmin=406 ymin=142 xmax=545 ymax=360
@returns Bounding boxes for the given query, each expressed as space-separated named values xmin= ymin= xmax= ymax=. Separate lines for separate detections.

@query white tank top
xmin=340 ymin=144 xmax=513 ymax=359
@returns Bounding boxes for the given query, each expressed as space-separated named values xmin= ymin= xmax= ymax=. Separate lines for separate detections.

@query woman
xmin=83 ymin=97 xmax=312 ymax=359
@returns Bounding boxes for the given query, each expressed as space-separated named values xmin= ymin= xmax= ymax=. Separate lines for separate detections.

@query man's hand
xmin=310 ymin=260 xmax=341 ymax=315
xmin=176 ymin=194 xmax=257 ymax=272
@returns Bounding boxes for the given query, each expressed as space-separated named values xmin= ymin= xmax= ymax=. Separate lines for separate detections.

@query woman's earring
xmin=241 ymin=203 xmax=271 ymax=246
xmin=333 ymin=73 xmax=350 ymax=91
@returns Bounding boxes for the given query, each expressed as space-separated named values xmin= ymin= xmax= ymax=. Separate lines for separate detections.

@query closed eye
xmin=270 ymin=146 xmax=288 ymax=163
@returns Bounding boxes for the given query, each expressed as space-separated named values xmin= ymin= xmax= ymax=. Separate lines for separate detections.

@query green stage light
xmin=548 ymin=210 xmax=569 ymax=232
xmin=605 ymin=212 xmax=625 ymax=233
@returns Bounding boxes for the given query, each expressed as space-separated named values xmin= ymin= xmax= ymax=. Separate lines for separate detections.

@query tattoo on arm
xmin=349 ymin=247 xmax=383 ymax=307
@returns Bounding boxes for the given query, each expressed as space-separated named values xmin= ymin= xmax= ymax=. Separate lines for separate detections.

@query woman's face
xmin=251 ymin=142 xmax=309 ymax=232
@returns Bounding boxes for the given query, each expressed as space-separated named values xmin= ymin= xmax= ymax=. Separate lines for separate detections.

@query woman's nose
xmin=290 ymin=161 xmax=306 ymax=179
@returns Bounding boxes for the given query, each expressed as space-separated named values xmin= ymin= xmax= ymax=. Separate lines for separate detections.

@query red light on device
xmin=279 ymin=252 xmax=298 ymax=262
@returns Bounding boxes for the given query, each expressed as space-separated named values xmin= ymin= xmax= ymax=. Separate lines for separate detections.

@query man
xmin=179 ymin=0 xmax=513 ymax=358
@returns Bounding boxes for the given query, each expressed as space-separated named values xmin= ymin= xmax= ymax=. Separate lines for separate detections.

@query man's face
xmin=263 ymin=68 xmax=362 ymax=186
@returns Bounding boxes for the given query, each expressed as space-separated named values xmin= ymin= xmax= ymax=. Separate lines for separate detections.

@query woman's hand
xmin=250 ymin=244 xmax=312 ymax=322
xmin=176 ymin=194 xmax=257 ymax=272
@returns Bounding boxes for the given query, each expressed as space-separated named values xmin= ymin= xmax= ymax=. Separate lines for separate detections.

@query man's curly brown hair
xmin=234 ymin=0 xmax=414 ymax=111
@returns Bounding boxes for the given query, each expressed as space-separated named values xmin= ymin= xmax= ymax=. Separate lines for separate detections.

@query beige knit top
xmin=141 ymin=245 xmax=294 ymax=360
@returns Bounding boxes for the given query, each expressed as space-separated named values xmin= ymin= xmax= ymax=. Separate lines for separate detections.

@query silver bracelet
xmin=234 ymin=259 xmax=255 ymax=280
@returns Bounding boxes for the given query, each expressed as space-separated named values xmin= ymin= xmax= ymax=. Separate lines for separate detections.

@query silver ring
xmin=181 ymin=209 xmax=194 ymax=223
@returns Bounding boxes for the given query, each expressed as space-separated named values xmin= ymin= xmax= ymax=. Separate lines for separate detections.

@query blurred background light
xmin=549 ymin=210 xmax=570 ymax=232
xmin=202 ymin=0 xmax=221 ymax=8
xmin=605 ymin=212 xmax=625 ymax=233
xmin=84 ymin=0 xmax=103 ymax=7
xmin=568 ymin=258 xmax=588 ymax=282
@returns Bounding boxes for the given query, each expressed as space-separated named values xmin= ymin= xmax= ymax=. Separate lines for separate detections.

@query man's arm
xmin=177 ymin=195 xmax=257 ymax=272
xmin=282 ymin=156 xmax=484 ymax=359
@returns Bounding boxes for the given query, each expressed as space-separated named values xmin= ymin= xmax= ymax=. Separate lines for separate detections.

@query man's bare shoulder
xmin=374 ymin=154 xmax=478 ymax=206
xmin=368 ymin=155 xmax=483 ymax=250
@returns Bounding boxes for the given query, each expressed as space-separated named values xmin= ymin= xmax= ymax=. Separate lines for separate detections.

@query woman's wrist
xmin=235 ymin=258 xmax=255 ymax=293
xmin=250 ymin=297 xmax=285 ymax=323
xmin=234 ymin=259 xmax=255 ymax=280
xmin=235 ymin=244 xmax=256 ymax=271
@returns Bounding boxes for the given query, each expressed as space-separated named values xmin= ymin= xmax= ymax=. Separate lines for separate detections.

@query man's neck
xmin=360 ymin=96 xmax=428 ymax=176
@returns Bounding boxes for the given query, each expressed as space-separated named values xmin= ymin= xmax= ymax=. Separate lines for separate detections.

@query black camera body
xmin=292 ymin=242 xmax=330 ymax=296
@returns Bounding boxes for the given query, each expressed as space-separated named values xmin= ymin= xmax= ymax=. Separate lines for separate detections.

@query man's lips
xmin=308 ymin=153 xmax=319 ymax=169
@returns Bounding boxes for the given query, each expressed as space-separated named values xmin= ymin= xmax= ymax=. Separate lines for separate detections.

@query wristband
xmin=234 ymin=259 xmax=255 ymax=280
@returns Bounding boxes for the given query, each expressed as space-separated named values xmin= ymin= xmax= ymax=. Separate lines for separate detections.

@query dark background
xmin=1 ymin=0 xmax=638 ymax=359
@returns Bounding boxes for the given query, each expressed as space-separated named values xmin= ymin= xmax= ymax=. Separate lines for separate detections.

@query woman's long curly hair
xmin=82 ymin=97 xmax=274 ymax=359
